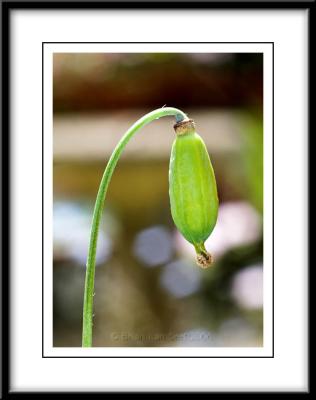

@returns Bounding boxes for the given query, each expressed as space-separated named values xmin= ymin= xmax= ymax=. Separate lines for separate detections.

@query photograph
xmin=3 ymin=2 xmax=309 ymax=393
xmin=52 ymin=50 xmax=264 ymax=348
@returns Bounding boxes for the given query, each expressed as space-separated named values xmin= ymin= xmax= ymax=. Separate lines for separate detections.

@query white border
xmin=10 ymin=10 xmax=308 ymax=391
xmin=43 ymin=42 xmax=273 ymax=358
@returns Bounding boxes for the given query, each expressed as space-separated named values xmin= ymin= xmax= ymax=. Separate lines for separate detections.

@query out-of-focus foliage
xmin=239 ymin=113 xmax=264 ymax=213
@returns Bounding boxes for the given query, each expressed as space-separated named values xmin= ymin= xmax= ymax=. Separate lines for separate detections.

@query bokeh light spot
xmin=53 ymin=201 xmax=112 ymax=266
xmin=133 ymin=225 xmax=173 ymax=267
xmin=231 ymin=264 xmax=263 ymax=309
xmin=160 ymin=260 xmax=201 ymax=298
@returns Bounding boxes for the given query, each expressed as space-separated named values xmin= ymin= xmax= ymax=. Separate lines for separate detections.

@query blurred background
xmin=53 ymin=52 xmax=263 ymax=347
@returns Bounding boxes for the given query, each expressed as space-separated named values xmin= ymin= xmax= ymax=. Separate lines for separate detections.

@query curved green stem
xmin=82 ymin=107 xmax=187 ymax=347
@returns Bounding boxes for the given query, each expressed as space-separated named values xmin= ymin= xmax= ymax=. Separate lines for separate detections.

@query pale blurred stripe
xmin=53 ymin=109 xmax=242 ymax=162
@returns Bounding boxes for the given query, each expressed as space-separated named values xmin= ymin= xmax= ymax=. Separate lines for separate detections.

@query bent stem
xmin=82 ymin=107 xmax=187 ymax=347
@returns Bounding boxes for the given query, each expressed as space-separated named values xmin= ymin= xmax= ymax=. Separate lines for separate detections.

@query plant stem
xmin=82 ymin=107 xmax=187 ymax=347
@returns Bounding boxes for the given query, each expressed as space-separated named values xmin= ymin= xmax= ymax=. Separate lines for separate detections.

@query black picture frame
xmin=1 ymin=0 xmax=312 ymax=396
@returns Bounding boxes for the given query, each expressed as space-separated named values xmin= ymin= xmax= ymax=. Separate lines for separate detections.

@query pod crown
xmin=173 ymin=119 xmax=196 ymax=136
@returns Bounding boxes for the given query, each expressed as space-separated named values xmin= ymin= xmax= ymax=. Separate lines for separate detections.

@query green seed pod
xmin=169 ymin=119 xmax=218 ymax=268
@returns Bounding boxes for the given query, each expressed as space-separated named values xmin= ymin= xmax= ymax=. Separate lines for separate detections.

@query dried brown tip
xmin=196 ymin=251 xmax=213 ymax=269
xmin=173 ymin=119 xmax=196 ymax=136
